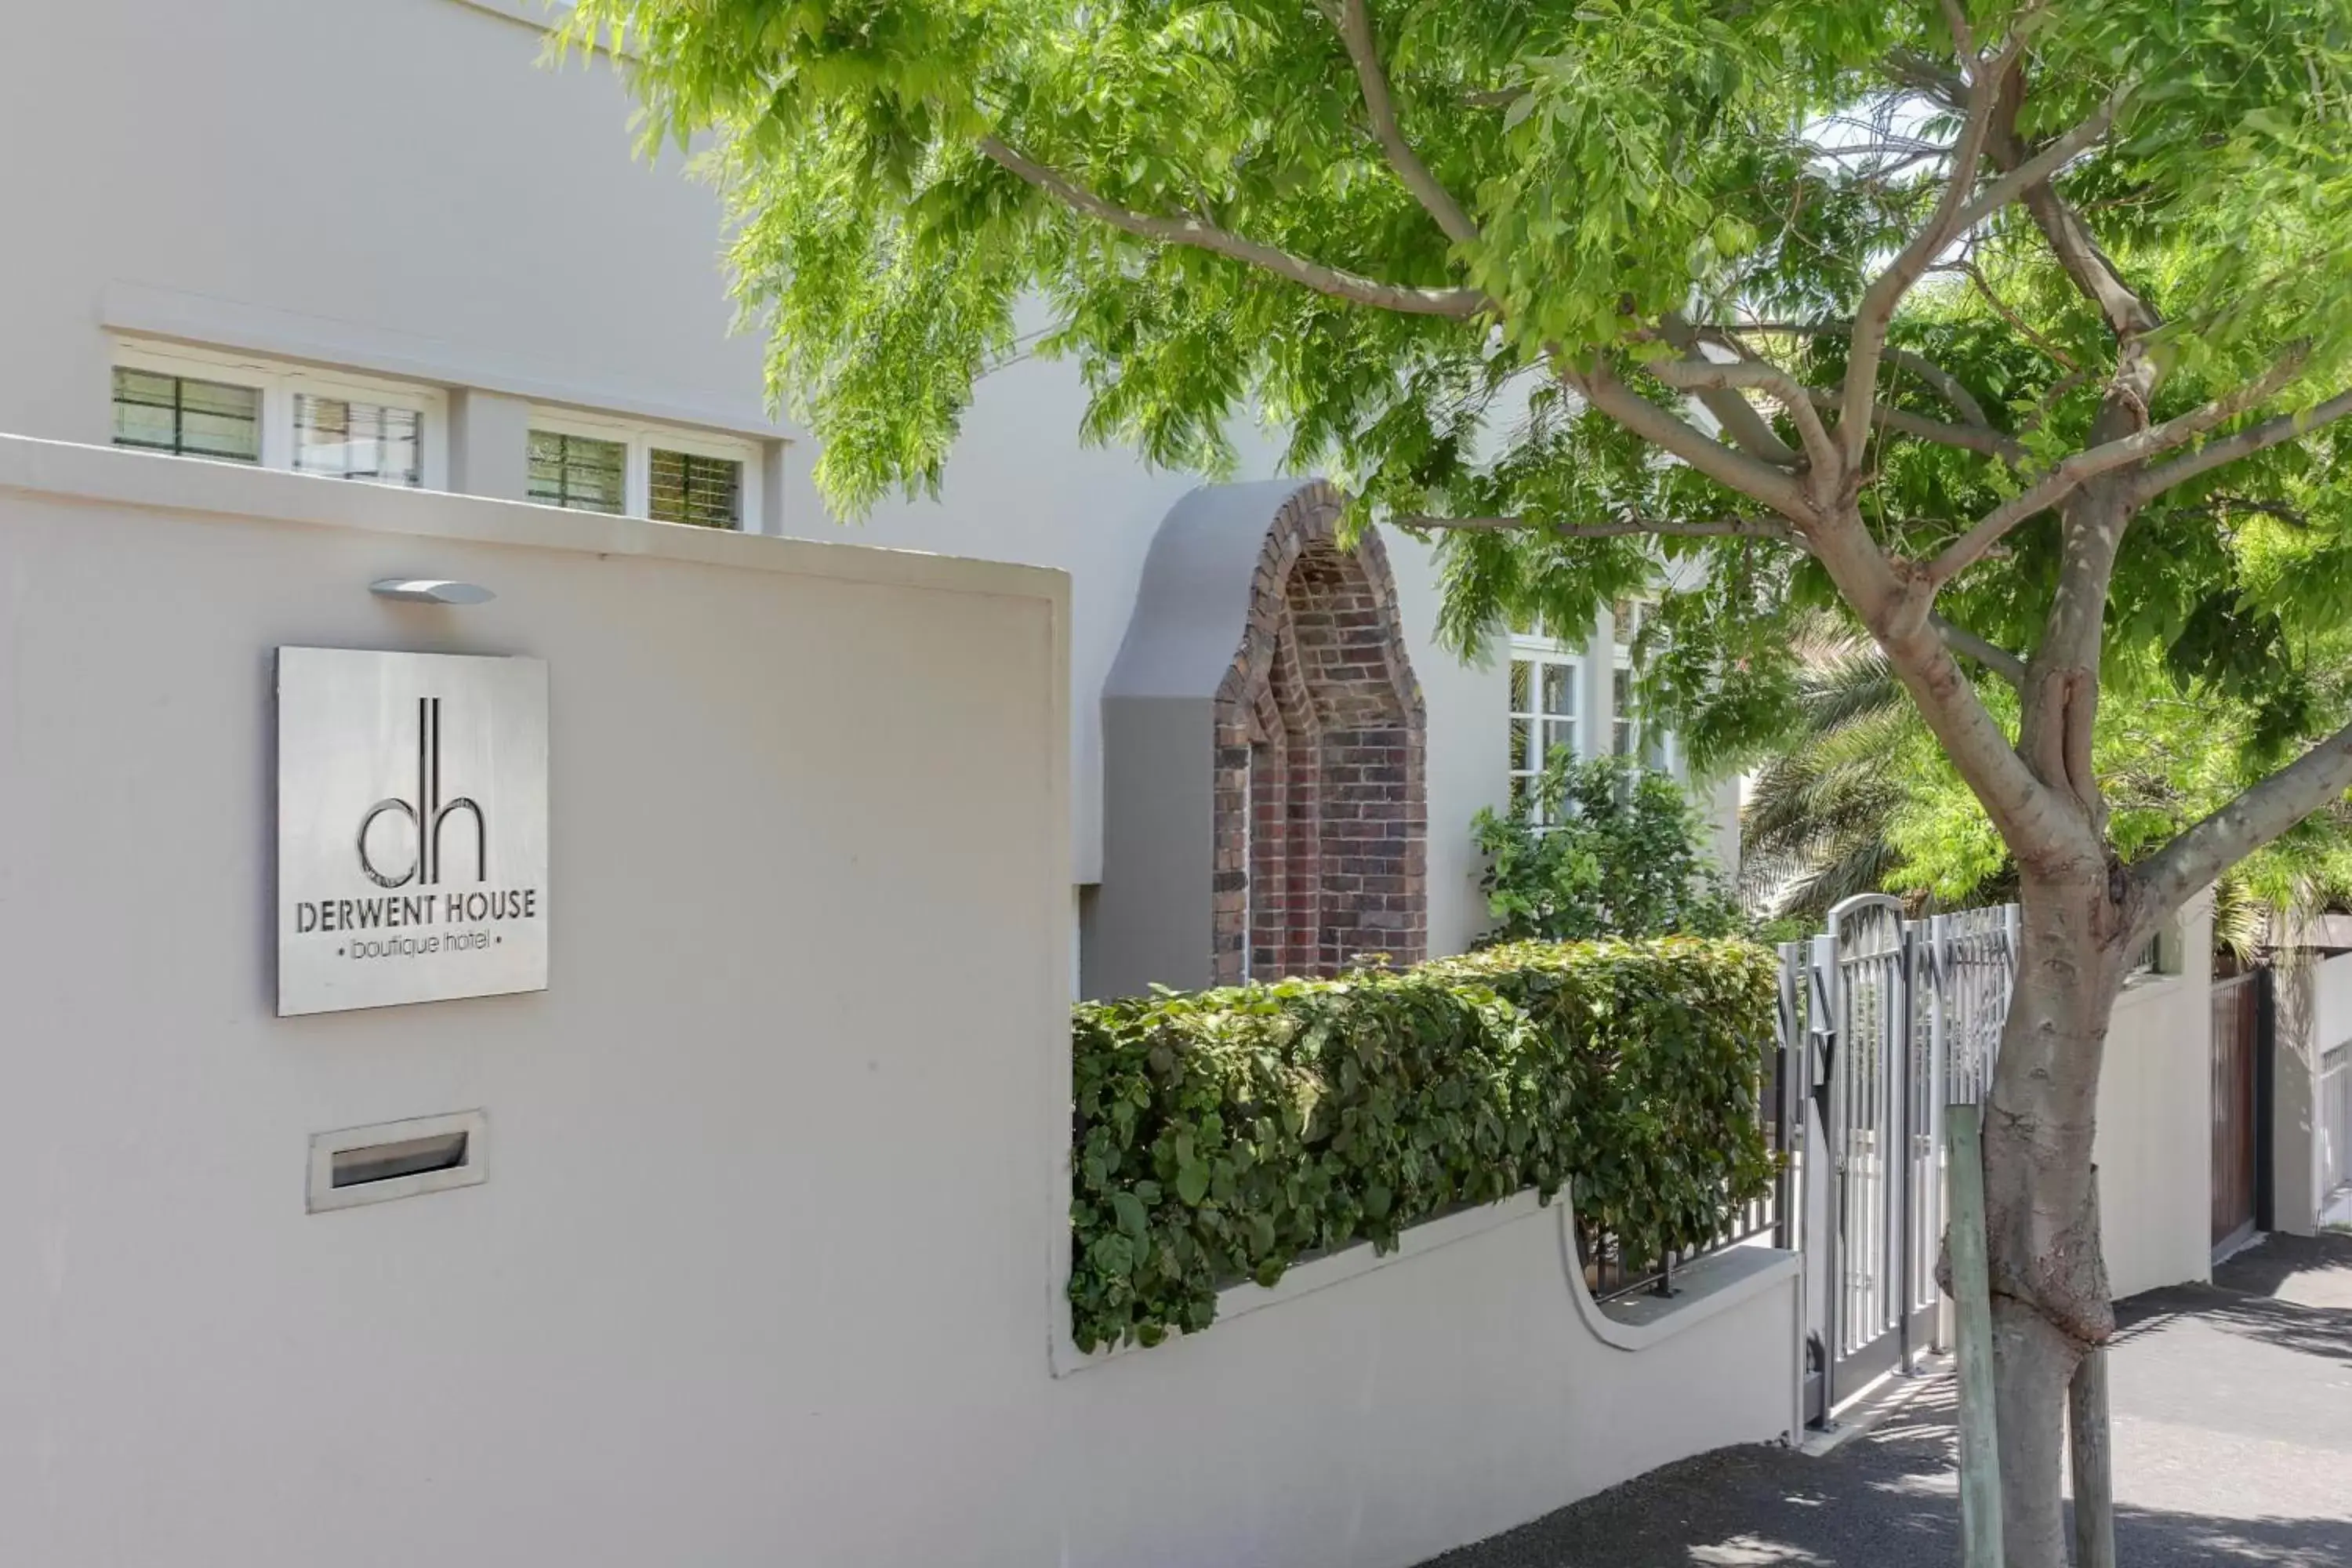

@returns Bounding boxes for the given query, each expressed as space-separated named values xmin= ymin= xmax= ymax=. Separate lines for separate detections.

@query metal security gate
xmin=1788 ymin=897 xmax=2018 ymax=1423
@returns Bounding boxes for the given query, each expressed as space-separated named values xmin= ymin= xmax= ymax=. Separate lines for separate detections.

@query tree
xmin=563 ymin=1 xmax=2352 ymax=1556
xmin=1476 ymin=753 xmax=1740 ymax=941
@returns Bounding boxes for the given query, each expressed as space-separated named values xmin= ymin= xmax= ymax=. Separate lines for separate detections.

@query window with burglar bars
xmin=294 ymin=394 xmax=421 ymax=486
xmin=112 ymin=342 xmax=443 ymax=488
xmin=525 ymin=414 xmax=759 ymax=528
xmin=112 ymin=368 xmax=262 ymax=463
xmin=648 ymin=447 xmax=742 ymax=528
xmin=527 ymin=430 xmax=628 ymax=515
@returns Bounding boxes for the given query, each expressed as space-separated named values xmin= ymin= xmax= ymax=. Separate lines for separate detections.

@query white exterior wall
xmin=2092 ymin=893 xmax=2217 ymax=1300
xmin=0 ymin=0 xmax=1726 ymax=970
xmin=2308 ymin=949 xmax=2352 ymax=1049
xmin=0 ymin=443 xmax=1795 ymax=1567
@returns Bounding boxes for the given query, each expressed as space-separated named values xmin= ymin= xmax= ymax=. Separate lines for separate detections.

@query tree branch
xmin=1731 ymin=321 xmax=2009 ymax=451
xmin=1557 ymin=357 xmax=1818 ymax=521
xmin=1803 ymin=383 xmax=2021 ymax=459
xmin=1985 ymin=64 xmax=2160 ymax=343
xmin=1840 ymin=43 xmax=2125 ymax=470
xmin=1885 ymin=49 xmax=1966 ymax=109
xmin=1941 ymin=86 xmax=2125 ymax=239
xmin=1933 ymin=612 xmax=2027 ymax=686
xmin=1838 ymin=31 xmax=2023 ymax=469
xmin=1646 ymin=356 xmax=1842 ymax=480
xmin=1329 ymin=0 xmax=1479 ymax=247
xmin=1657 ymin=316 xmax=1803 ymax=466
xmin=1929 ymin=353 xmax=2311 ymax=583
xmin=1796 ymin=508 xmax=2082 ymax=866
xmin=2133 ymin=712 xmax=2352 ymax=938
xmin=1885 ymin=344 xmax=1993 ymax=430
xmin=1939 ymin=0 xmax=1980 ymax=57
xmin=2129 ymin=386 xmax=2352 ymax=504
xmin=978 ymin=137 xmax=1488 ymax=318
xmin=1400 ymin=513 xmax=1804 ymax=546
xmin=1933 ymin=256 xmax=2081 ymax=372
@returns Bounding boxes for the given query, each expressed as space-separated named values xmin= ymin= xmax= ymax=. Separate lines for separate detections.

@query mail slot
xmin=308 ymin=1111 xmax=488 ymax=1213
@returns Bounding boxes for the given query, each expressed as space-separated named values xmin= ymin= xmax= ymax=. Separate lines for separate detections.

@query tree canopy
xmin=564 ymin=0 xmax=2352 ymax=899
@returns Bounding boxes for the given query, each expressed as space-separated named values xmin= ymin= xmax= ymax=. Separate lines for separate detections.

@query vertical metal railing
xmin=1795 ymin=898 xmax=2020 ymax=1424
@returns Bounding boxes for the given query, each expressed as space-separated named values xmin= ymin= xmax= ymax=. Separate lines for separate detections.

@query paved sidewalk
xmin=1421 ymin=1232 xmax=2352 ymax=1567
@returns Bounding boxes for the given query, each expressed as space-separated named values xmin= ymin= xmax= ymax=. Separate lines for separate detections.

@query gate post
xmin=1778 ymin=940 xmax=1808 ymax=1442
xmin=1895 ymin=919 xmax=1916 ymax=1375
xmin=1808 ymin=931 xmax=1839 ymax=1422
xmin=1926 ymin=913 xmax=1951 ymax=1354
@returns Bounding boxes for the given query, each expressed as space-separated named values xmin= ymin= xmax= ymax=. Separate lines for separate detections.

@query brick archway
xmin=1211 ymin=483 xmax=1426 ymax=982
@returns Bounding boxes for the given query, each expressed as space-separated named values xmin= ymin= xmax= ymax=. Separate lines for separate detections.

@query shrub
xmin=1475 ymin=753 xmax=1740 ymax=942
xmin=1069 ymin=938 xmax=1779 ymax=1352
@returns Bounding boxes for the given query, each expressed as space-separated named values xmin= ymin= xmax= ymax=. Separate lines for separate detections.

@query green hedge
xmin=1069 ymin=938 xmax=1780 ymax=1352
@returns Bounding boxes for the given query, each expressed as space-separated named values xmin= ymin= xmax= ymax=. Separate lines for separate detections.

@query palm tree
xmin=1738 ymin=626 xmax=1962 ymax=924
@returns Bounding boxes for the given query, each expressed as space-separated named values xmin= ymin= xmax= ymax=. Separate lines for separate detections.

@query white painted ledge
xmin=0 ymin=435 xmax=1063 ymax=608
xmin=1566 ymin=1233 xmax=1800 ymax=1353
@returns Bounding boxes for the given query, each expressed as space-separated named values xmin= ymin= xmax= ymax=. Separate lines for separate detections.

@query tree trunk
xmin=1980 ymin=869 xmax=2125 ymax=1566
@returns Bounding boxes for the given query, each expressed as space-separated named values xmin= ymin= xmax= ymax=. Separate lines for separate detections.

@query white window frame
xmin=112 ymin=338 xmax=448 ymax=489
xmin=526 ymin=405 xmax=760 ymax=531
xmin=1508 ymin=627 xmax=1584 ymax=822
xmin=1611 ymin=600 xmax=1678 ymax=776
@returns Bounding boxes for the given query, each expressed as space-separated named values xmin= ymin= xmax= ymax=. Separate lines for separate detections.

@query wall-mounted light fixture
xmin=369 ymin=579 xmax=496 ymax=605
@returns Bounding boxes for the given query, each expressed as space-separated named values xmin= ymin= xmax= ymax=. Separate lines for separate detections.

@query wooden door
xmin=2211 ymin=972 xmax=2260 ymax=1250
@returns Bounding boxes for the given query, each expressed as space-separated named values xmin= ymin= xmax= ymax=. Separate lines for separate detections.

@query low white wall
xmin=0 ymin=438 xmax=1795 ymax=1568
xmin=1047 ymin=1210 xmax=1795 ymax=1568
xmin=2093 ymin=894 xmax=2217 ymax=1299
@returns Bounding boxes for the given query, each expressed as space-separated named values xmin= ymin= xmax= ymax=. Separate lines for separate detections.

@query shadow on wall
xmin=1415 ymin=1378 xmax=2352 ymax=1568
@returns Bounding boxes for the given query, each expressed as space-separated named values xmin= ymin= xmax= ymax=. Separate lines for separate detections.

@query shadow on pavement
xmin=1421 ymin=1379 xmax=2351 ymax=1566
xmin=1418 ymin=1232 xmax=2352 ymax=1567
xmin=2112 ymin=1283 xmax=2352 ymax=1365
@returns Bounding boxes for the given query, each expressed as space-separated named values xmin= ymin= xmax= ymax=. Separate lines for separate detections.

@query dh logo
xmin=357 ymin=697 xmax=486 ymax=888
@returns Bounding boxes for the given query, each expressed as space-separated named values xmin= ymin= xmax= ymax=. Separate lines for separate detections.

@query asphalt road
xmin=1420 ymin=1232 xmax=2352 ymax=1567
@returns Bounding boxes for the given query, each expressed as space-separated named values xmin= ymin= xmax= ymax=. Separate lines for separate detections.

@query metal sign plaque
xmin=276 ymin=648 xmax=549 ymax=1016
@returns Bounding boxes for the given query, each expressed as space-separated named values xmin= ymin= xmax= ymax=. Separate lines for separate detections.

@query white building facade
xmin=1 ymin=0 xmax=1731 ymax=999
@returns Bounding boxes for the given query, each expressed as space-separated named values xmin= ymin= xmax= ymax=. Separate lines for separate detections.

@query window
xmin=112 ymin=341 xmax=444 ymax=488
xmin=528 ymin=430 xmax=628 ymax=514
xmin=294 ymin=394 xmax=421 ymax=487
xmin=649 ymin=447 xmax=742 ymax=528
xmin=525 ymin=409 xmax=757 ymax=529
xmin=112 ymin=368 xmax=262 ymax=463
xmin=1610 ymin=668 xmax=1674 ymax=771
xmin=1508 ymin=626 xmax=1581 ymax=822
